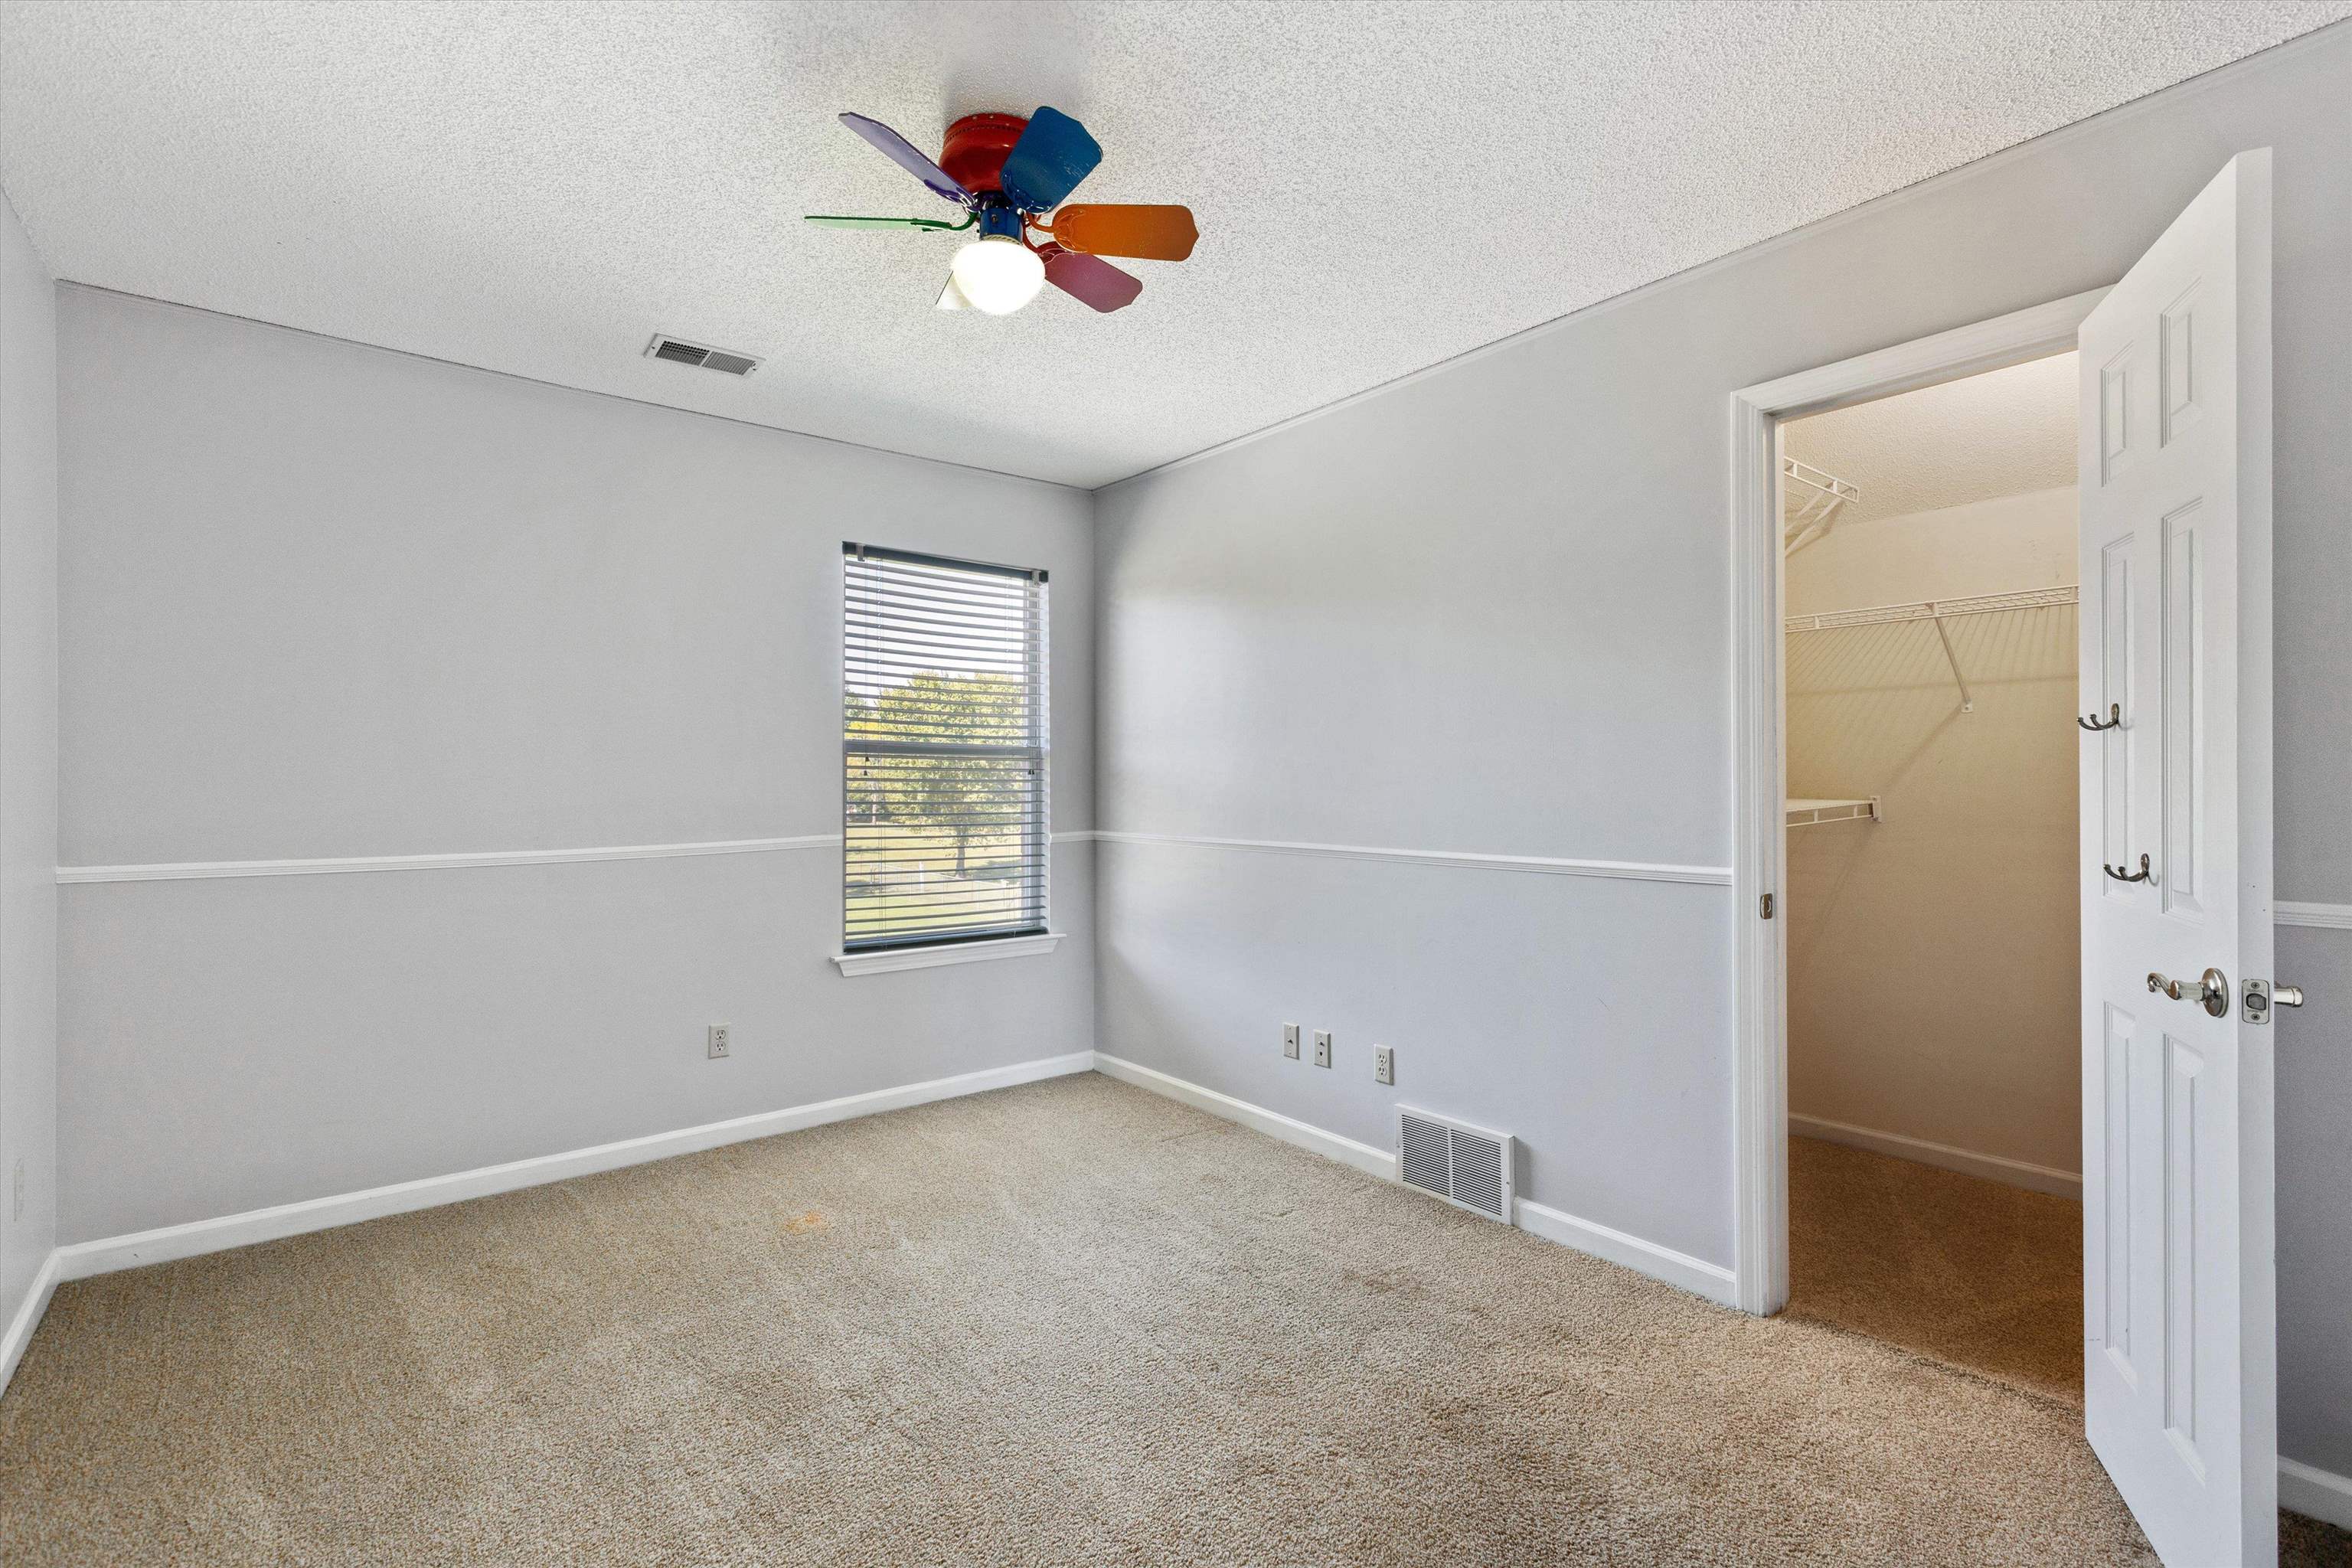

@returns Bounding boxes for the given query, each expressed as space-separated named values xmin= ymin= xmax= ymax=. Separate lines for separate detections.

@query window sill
xmin=831 ymin=932 xmax=1064 ymax=977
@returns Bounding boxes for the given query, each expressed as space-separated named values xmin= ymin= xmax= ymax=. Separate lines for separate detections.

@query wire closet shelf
xmin=1786 ymin=797 xmax=1882 ymax=829
xmin=1782 ymin=583 xmax=2077 ymax=827
xmin=1781 ymin=456 xmax=1860 ymax=556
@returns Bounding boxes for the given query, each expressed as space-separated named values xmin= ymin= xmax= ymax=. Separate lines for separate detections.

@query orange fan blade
xmin=1047 ymin=204 xmax=1197 ymax=262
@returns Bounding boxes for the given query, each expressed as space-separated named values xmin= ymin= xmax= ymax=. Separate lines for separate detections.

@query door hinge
xmin=1760 ymin=893 xmax=1775 ymax=920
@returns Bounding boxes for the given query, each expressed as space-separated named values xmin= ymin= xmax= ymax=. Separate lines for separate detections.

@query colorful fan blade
xmin=805 ymin=214 xmax=974 ymax=231
xmin=1047 ymin=204 xmax=1197 ymax=261
xmin=998 ymin=106 xmax=1101 ymax=212
xmin=838 ymin=112 xmax=969 ymax=203
xmin=1039 ymin=243 xmax=1142 ymax=313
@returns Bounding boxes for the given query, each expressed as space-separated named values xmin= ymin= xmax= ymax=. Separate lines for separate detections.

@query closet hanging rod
xmin=1783 ymin=583 xmax=2076 ymax=634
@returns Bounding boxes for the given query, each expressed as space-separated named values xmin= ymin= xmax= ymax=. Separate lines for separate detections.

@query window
xmin=842 ymin=544 xmax=1048 ymax=951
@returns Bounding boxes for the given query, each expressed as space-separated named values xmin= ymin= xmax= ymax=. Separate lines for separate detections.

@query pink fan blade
xmin=838 ymin=112 xmax=969 ymax=204
xmin=1040 ymin=243 xmax=1142 ymax=313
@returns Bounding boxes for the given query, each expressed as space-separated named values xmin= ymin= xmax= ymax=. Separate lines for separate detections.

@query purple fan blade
xmin=1040 ymin=244 xmax=1142 ymax=313
xmin=838 ymin=112 xmax=968 ymax=203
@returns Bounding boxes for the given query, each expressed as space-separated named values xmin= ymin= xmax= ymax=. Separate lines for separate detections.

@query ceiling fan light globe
xmin=949 ymin=236 xmax=1045 ymax=315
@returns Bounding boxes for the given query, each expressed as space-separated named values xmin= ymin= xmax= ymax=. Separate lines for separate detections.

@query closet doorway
xmin=1775 ymin=354 xmax=2085 ymax=1401
xmin=1730 ymin=155 xmax=2281 ymax=1565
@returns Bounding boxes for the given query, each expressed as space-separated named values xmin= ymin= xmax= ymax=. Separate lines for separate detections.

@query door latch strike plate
xmin=2246 ymin=977 xmax=2272 ymax=1024
xmin=1760 ymin=893 xmax=1775 ymax=920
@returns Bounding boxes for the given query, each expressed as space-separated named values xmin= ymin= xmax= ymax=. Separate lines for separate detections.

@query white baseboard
xmin=1089 ymin=1052 xmax=1396 ymax=1181
xmin=2282 ymin=1456 xmax=2352 ymax=1531
xmin=53 ymin=1050 xmax=1096 ymax=1282
xmin=0 ymin=1249 xmax=61 ymax=1398
xmin=1091 ymin=1051 xmax=1738 ymax=1307
xmin=1790 ymin=1114 xmax=2082 ymax=1200
xmin=1513 ymin=1197 xmax=1740 ymax=1307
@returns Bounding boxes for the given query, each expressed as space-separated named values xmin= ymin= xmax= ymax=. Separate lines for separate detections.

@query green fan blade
xmin=804 ymin=213 xmax=974 ymax=232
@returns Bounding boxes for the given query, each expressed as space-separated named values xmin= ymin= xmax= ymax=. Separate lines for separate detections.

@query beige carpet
xmin=1787 ymin=1134 xmax=2084 ymax=1403
xmin=0 ymin=1071 xmax=2276 ymax=1566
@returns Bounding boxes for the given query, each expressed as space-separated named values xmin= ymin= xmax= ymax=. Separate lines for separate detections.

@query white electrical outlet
xmin=1374 ymin=1046 xmax=1394 ymax=1086
xmin=707 ymin=1023 xmax=731 ymax=1060
xmin=1312 ymin=1030 xmax=1332 ymax=1069
xmin=1282 ymin=1022 xmax=1301 ymax=1059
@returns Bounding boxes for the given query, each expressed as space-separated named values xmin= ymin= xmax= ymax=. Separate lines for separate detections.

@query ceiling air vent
xmin=1396 ymin=1106 xmax=1514 ymax=1223
xmin=645 ymin=334 xmax=761 ymax=377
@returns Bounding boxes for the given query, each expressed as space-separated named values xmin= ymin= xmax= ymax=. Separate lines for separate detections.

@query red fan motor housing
xmin=939 ymin=113 xmax=1028 ymax=197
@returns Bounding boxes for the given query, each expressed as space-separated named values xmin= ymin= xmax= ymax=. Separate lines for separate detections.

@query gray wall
xmin=1093 ymin=29 xmax=2351 ymax=1477
xmin=0 ymin=189 xmax=57 ymax=1327
xmin=56 ymin=289 xmax=1095 ymax=1241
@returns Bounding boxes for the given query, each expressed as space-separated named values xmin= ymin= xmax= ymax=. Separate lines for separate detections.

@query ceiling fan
xmin=806 ymin=106 xmax=1197 ymax=316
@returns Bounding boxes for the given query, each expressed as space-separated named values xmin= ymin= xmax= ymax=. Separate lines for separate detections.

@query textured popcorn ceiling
xmin=1785 ymin=353 xmax=2079 ymax=524
xmin=1 ymin=2 xmax=2343 ymax=488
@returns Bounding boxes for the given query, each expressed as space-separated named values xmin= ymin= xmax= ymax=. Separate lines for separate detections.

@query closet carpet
xmin=1786 ymin=1134 xmax=2083 ymax=1403
xmin=0 ymin=1071 xmax=2300 ymax=1566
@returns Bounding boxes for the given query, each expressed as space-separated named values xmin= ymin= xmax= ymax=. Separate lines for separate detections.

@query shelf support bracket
xmin=1926 ymin=604 xmax=1974 ymax=713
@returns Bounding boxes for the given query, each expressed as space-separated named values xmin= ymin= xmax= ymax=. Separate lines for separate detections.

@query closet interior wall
xmin=1782 ymin=434 xmax=2082 ymax=1187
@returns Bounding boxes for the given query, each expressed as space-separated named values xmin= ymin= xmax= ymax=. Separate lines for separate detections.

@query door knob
xmin=2148 ymin=967 xmax=2230 ymax=1018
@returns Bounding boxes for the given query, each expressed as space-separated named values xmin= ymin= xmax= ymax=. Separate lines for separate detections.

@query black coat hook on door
xmin=2079 ymin=704 xmax=2122 ymax=731
xmin=2104 ymin=853 xmax=2153 ymax=884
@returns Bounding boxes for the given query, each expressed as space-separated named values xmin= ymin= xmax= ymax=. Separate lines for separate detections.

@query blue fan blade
xmin=838 ymin=112 xmax=969 ymax=204
xmin=998 ymin=106 xmax=1102 ymax=212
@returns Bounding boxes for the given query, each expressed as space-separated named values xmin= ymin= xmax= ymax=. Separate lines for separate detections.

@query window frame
xmin=840 ymin=542 xmax=1050 ymax=955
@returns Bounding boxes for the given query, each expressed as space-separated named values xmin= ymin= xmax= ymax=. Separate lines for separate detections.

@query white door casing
xmin=1729 ymin=288 xmax=2104 ymax=1318
xmin=2077 ymin=150 xmax=2275 ymax=1568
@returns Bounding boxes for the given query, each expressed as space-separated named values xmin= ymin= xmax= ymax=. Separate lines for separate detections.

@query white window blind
xmin=843 ymin=544 xmax=1049 ymax=950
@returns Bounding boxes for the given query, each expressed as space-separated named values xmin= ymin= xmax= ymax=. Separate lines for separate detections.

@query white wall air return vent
xmin=644 ymin=334 xmax=761 ymax=376
xmin=1396 ymin=1106 xmax=1514 ymax=1223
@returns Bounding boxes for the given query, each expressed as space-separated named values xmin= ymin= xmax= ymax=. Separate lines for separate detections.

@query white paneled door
xmin=2078 ymin=150 xmax=2276 ymax=1568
